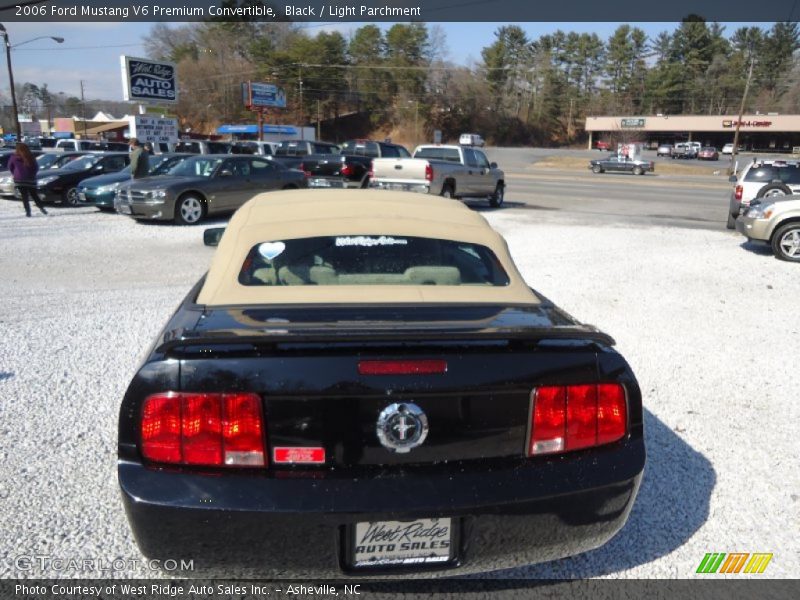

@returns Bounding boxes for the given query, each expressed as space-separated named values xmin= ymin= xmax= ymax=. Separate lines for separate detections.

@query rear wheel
xmin=174 ymin=194 xmax=204 ymax=225
xmin=62 ymin=187 xmax=79 ymax=206
xmin=591 ymin=165 xmax=602 ymax=174
xmin=726 ymin=212 xmax=736 ymax=230
xmin=441 ymin=183 xmax=455 ymax=199
xmin=771 ymin=222 xmax=800 ymax=262
xmin=489 ymin=183 xmax=504 ymax=207
xmin=633 ymin=166 xmax=643 ymax=176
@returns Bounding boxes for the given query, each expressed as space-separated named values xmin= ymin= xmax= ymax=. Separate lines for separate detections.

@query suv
xmin=174 ymin=140 xmax=232 ymax=154
xmin=657 ymin=143 xmax=673 ymax=157
xmin=672 ymin=143 xmax=697 ymax=159
xmin=727 ymin=160 xmax=800 ymax=229
xmin=736 ymin=195 xmax=800 ymax=262
xmin=459 ymin=133 xmax=485 ymax=147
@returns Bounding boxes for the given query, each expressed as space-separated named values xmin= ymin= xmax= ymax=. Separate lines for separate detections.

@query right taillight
xmin=735 ymin=185 xmax=743 ymax=200
xmin=141 ymin=392 xmax=266 ymax=467
xmin=425 ymin=163 xmax=433 ymax=182
xmin=527 ymin=383 xmax=627 ymax=456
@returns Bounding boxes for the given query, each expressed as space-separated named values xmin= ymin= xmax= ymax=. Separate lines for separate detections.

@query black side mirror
xmin=490 ymin=162 xmax=498 ymax=169
xmin=728 ymin=175 xmax=738 ymax=183
xmin=203 ymin=227 xmax=225 ymax=247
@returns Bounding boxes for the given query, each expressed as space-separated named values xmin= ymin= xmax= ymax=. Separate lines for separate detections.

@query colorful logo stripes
xmin=697 ymin=553 xmax=773 ymax=574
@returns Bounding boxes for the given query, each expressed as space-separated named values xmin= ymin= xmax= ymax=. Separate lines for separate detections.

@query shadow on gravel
xmin=739 ymin=240 xmax=773 ymax=257
xmin=0 ymin=372 xmax=13 ymax=382
xmin=133 ymin=215 xmax=232 ymax=227
xmin=477 ymin=408 xmax=716 ymax=578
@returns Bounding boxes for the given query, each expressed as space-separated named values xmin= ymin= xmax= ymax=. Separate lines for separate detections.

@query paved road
xmin=471 ymin=147 xmax=732 ymax=230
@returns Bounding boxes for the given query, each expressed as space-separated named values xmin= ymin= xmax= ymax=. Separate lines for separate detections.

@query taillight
xmin=141 ymin=392 xmax=266 ymax=467
xmin=527 ymin=383 xmax=627 ymax=456
xmin=358 ymin=359 xmax=447 ymax=375
xmin=299 ymin=162 xmax=311 ymax=177
xmin=341 ymin=164 xmax=353 ymax=177
xmin=735 ymin=185 xmax=743 ymax=200
xmin=425 ymin=163 xmax=433 ymax=182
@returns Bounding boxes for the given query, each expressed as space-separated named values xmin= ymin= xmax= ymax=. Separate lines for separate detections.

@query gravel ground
xmin=0 ymin=198 xmax=797 ymax=582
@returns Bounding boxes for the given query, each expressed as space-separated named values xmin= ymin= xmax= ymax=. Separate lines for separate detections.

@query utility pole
xmin=0 ymin=24 xmax=20 ymax=139
xmin=80 ymin=79 xmax=87 ymax=139
xmin=298 ymin=64 xmax=304 ymax=140
xmin=316 ymin=98 xmax=320 ymax=141
xmin=730 ymin=53 xmax=755 ymax=175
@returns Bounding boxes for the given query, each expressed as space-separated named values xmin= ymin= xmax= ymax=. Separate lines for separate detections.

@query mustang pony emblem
xmin=376 ymin=403 xmax=429 ymax=453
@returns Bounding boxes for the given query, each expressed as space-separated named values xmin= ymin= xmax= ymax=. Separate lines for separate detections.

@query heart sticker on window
xmin=258 ymin=241 xmax=286 ymax=260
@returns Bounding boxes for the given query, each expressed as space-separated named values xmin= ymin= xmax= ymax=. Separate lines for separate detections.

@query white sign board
xmin=129 ymin=116 xmax=179 ymax=144
xmin=121 ymin=56 xmax=177 ymax=104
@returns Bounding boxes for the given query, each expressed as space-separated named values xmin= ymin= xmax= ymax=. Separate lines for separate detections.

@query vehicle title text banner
xmin=2 ymin=0 xmax=798 ymax=22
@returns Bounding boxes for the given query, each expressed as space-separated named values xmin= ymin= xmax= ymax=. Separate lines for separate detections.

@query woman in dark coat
xmin=8 ymin=143 xmax=47 ymax=217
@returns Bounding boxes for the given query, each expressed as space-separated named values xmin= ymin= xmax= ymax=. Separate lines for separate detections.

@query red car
xmin=595 ymin=140 xmax=612 ymax=151
xmin=698 ymin=147 xmax=719 ymax=160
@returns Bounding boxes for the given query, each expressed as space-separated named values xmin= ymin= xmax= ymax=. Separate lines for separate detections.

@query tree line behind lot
xmin=4 ymin=18 xmax=799 ymax=145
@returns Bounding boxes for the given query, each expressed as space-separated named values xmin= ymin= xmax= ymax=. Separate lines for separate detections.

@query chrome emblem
xmin=376 ymin=403 xmax=429 ymax=453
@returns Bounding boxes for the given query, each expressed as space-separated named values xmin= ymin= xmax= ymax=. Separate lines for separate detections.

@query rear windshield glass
xmin=414 ymin=147 xmax=461 ymax=162
xmin=275 ymin=142 xmax=309 ymax=156
xmin=744 ymin=167 xmax=777 ymax=181
xmin=341 ymin=141 xmax=379 ymax=157
xmin=238 ymin=236 xmax=510 ymax=287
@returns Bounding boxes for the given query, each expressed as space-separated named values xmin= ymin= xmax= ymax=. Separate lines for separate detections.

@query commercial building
xmin=585 ymin=114 xmax=800 ymax=152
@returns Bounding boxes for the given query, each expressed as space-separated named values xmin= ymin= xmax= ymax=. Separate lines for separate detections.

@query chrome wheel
xmin=778 ymin=228 xmax=800 ymax=258
xmin=176 ymin=196 xmax=203 ymax=225
xmin=65 ymin=187 xmax=79 ymax=206
xmin=764 ymin=188 xmax=788 ymax=198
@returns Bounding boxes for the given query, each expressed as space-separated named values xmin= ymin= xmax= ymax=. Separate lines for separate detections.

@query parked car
xmin=371 ymin=144 xmax=505 ymax=207
xmin=117 ymin=189 xmax=645 ymax=576
xmin=303 ymin=140 xmax=411 ymax=189
xmin=594 ymin=140 xmax=612 ymax=151
xmin=54 ymin=139 xmax=100 ymax=152
xmin=726 ymin=160 xmax=800 ymax=229
xmin=589 ymin=156 xmax=654 ymax=175
xmin=273 ymin=140 xmax=340 ymax=158
xmin=231 ymin=141 xmax=278 ymax=156
xmin=672 ymin=143 xmax=697 ymax=159
xmin=0 ymin=151 xmax=86 ymax=198
xmin=77 ymin=153 xmax=190 ymax=211
xmin=721 ymin=143 xmax=737 ymax=155
xmin=35 ymin=152 xmax=130 ymax=205
xmin=697 ymin=147 xmax=719 ymax=161
xmin=459 ymin=133 xmax=485 ymax=147
xmin=114 ymin=154 xmax=307 ymax=225
xmin=173 ymin=140 xmax=232 ymax=154
xmin=736 ymin=195 xmax=800 ymax=261
xmin=656 ymin=143 xmax=673 ymax=157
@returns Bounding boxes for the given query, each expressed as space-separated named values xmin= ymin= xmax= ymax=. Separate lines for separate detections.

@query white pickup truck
xmin=370 ymin=144 xmax=506 ymax=207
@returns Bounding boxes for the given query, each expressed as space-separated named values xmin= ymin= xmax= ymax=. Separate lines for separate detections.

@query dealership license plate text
xmin=353 ymin=518 xmax=452 ymax=567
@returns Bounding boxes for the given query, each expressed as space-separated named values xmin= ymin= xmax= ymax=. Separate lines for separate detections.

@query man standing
xmin=129 ymin=137 xmax=149 ymax=179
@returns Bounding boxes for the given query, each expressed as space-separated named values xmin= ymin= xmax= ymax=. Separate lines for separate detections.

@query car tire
xmin=757 ymin=182 xmax=792 ymax=199
xmin=441 ymin=184 xmax=455 ymax=199
xmin=489 ymin=183 xmax=504 ymax=207
xmin=174 ymin=194 xmax=205 ymax=225
xmin=97 ymin=206 xmax=115 ymax=213
xmin=591 ymin=165 xmax=602 ymax=174
xmin=770 ymin=222 xmax=800 ymax=262
xmin=726 ymin=212 xmax=736 ymax=230
xmin=633 ymin=166 xmax=643 ymax=175
xmin=62 ymin=187 xmax=80 ymax=206
xmin=281 ymin=184 xmax=298 ymax=190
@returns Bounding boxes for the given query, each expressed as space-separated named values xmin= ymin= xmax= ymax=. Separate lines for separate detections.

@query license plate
xmin=309 ymin=178 xmax=332 ymax=188
xmin=78 ymin=192 xmax=87 ymax=202
xmin=351 ymin=518 xmax=454 ymax=568
xmin=117 ymin=204 xmax=132 ymax=215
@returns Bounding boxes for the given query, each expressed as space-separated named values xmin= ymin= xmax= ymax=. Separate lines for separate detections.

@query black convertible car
xmin=118 ymin=190 xmax=645 ymax=576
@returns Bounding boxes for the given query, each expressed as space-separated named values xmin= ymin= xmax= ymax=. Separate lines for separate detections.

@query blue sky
xmin=2 ymin=21 xmax=765 ymax=105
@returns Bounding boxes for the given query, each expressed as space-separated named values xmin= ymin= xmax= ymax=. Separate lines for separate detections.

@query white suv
xmin=727 ymin=159 xmax=800 ymax=229
xmin=459 ymin=133 xmax=485 ymax=147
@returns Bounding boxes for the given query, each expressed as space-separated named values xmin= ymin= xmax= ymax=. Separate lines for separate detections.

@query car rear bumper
xmin=370 ymin=181 xmax=431 ymax=194
xmin=119 ymin=438 xmax=645 ymax=577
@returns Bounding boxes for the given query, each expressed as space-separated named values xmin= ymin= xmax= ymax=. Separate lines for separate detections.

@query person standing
xmin=143 ymin=142 xmax=154 ymax=155
xmin=129 ymin=137 xmax=149 ymax=179
xmin=8 ymin=143 xmax=47 ymax=217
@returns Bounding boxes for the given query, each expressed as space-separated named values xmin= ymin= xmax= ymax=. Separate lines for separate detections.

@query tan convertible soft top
xmin=196 ymin=189 xmax=539 ymax=305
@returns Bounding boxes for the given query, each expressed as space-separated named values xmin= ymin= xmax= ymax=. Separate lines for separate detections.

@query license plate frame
xmin=343 ymin=517 xmax=458 ymax=571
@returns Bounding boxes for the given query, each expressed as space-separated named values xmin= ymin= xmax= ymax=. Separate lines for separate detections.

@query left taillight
xmin=140 ymin=392 xmax=266 ymax=467
xmin=527 ymin=383 xmax=627 ymax=456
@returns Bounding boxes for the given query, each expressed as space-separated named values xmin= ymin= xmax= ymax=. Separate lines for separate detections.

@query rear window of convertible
xmin=238 ymin=236 xmax=510 ymax=287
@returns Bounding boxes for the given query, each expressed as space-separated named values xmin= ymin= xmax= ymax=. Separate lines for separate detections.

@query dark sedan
xmin=118 ymin=190 xmax=645 ymax=577
xmin=590 ymin=156 xmax=654 ymax=175
xmin=36 ymin=152 xmax=130 ymax=205
xmin=114 ymin=154 xmax=308 ymax=225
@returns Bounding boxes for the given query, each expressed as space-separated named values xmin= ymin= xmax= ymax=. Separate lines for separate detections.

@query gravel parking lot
xmin=0 ymin=194 xmax=797 ymax=580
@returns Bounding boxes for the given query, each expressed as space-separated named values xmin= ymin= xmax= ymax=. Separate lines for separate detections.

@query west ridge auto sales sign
xmin=120 ymin=56 xmax=177 ymax=104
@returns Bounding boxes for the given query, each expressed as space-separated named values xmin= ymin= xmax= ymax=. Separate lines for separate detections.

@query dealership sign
xmin=120 ymin=56 xmax=177 ymax=104
xmin=620 ymin=118 xmax=645 ymax=128
xmin=242 ymin=82 xmax=287 ymax=108
xmin=722 ymin=119 xmax=773 ymax=128
xmin=128 ymin=116 xmax=178 ymax=144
